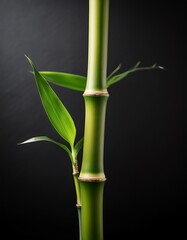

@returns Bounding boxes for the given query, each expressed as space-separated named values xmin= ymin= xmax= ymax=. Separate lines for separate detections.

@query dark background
xmin=0 ymin=0 xmax=185 ymax=239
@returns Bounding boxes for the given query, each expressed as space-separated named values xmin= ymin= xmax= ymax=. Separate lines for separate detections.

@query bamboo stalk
xmin=79 ymin=0 xmax=109 ymax=239
xmin=86 ymin=0 xmax=109 ymax=92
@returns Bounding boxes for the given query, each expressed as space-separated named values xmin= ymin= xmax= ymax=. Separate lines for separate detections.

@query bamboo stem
xmin=72 ymin=163 xmax=82 ymax=239
xmin=86 ymin=0 xmax=109 ymax=92
xmin=77 ymin=205 xmax=82 ymax=240
xmin=79 ymin=95 xmax=108 ymax=180
xmin=79 ymin=0 xmax=109 ymax=239
xmin=80 ymin=182 xmax=105 ymax=240
xmin=79 ymin=95 xmax=108 ymax=240
xmin=72 ymin=162 xmax=81 ymax=206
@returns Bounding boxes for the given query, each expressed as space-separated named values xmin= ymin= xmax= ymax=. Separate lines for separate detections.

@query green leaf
xmin=107 ymin=64 xmax=122 ymax=80
xmin=40 ymin=71 xmax=86 ymax=91
xmin=25 ymin=55 xmax=76 ymax=147
xmin=74 ymin=137 xmax=84 ymax=158
xmin=18 ymin=136 xmax=73 ymax=162
xmin=107 ymin=62 xmax=164 ymax=87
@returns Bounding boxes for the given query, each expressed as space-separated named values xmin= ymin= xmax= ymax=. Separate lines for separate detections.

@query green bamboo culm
xmin=79 ymin=0 xmax=109 ymax=239
xmin=86 ymin=0 xmax=109 ymax=92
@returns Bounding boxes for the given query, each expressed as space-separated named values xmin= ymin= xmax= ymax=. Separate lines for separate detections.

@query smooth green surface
xmin=77 ymin=207 xmax=82 ymax=240
xmin=40 ymin=71 xmax=86 ymax=91
xmin=80 ymin=96 xmax=108 ymax=176
xmin=73 ymin=173 xmax=81 ymax=205
xmin=86 ymin=0 xmax=109 ymax=91
xmin=80 ymin=182 xmax=104 ymax=240
xmin=26 ymin=56 xmax=76 ymax=148
xmin=74 ymin=137 xmax=84 ymax=159
xmin=80 ymin=1 xmax=109 ymax=239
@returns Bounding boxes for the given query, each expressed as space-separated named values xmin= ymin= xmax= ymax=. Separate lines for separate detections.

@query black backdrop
xmin=0 ymin=0 xmax=185 ymax=239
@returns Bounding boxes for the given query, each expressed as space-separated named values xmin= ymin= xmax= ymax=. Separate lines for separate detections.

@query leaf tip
xmin=134 ymin=61 xmax=141 ymax=68
xmin=17 ymin=141 xmax=26 ymax=145
xmin=117 ymin=63 xmax=122 ymax=70
xmin=152 ymin=63 xmax=157 ymax=68
xmin=24 ymin=53 xmax=30 ymax=61
xmin=24 ymin=54 xmax=35 ymax=69
xmin=153 ymin=63 xmax=166 ymax=71
xmin=158 ymin=65 xmax=166 ymax=70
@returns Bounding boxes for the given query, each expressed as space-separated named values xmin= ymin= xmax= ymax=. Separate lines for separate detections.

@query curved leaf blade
xmin=25 ymin=56 xmax=76 ymax=147
xmin=107 ymin=64 xmax=122 ymax=80
xmin=74 ymin=137 xmax=84 ymax=158
xmin=40 ymin=71 xmax=86 ymax=91
xmin=107 ymin=62 xmax=164 ymax=87
xmin=18 ymin=136 xmax=73 ymax=162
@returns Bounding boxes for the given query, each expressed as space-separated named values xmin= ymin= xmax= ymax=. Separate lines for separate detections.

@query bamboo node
xmin=76 ymin=203 xmax=82 ymax=208
xmin=72 ymin=172 xmax=79 ymax=176
xmin=83 ymin=90 xmax=109 ymax=97
xmin=78 ymin=176 xmax=107 ymax=182
xmin=72 ymin=163 xmax=79 ymax=175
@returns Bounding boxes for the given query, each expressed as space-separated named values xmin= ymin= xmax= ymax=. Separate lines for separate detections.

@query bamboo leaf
xmin=40 ymin=71 xmax=86 ymax=91
xmin=74 ymin=137 xmax=84 ymax=158
xmin=107 ymin=62 xmax=164 ymax=87
xmin=107 ymin=64 xmax=122 ymax=80
xmin=25 ymin=55 xmax=76 ymax=147
xmin=18 ymin=136 xmax=73 ymax=162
